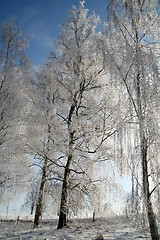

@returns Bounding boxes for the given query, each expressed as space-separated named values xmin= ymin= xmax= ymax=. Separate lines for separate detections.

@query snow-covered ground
xmin=0 ymin=216 xmax=154 ymax=239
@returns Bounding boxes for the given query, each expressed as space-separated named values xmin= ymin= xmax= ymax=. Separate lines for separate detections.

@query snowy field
xmin=0 ymin=216 xmax=154 ymax=240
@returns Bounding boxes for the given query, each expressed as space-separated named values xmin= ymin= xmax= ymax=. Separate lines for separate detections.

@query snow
xmin=0 ymin=216 xmax=153 ymax=240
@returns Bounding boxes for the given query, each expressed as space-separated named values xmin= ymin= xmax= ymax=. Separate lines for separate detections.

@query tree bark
xmin=57 ymin=136 xmax=73 ymax=229
xmin=141 ymin=134 xmax=159 ymax=240
xmin=34 ymin=158 xmax=47 ymax=227
xmin=57 ymin=102 xmax=75 ymax=229
xmin=57 ymin=157 xmax=71 ymax=229
xmin=137 ymin=71 xmax=159 ymax=240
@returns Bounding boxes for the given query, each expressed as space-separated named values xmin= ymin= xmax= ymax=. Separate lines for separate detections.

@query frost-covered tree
xmin=23 ymin=67 xmax=64 ymax=227
xmin=0 ymin=19 xmax=31 ymax=189
xmin=102 ymin=1 xmax=160 ymax=239
xmin=45 ymin=1 xmax=120 ymax=229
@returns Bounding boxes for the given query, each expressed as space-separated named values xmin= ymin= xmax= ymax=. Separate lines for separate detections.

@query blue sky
xmin=0 ymin=0 xmax=108 ymax=66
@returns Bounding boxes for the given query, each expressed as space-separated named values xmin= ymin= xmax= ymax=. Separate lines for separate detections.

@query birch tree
xmin=102 ymin=1 xmax=160 ymax=239
xmin=23 ymin=67 xmax=64 ymax=227
xmin=0 ymin=19 xmax=31 ymax=189
xmin=45 ymin=1 xmax=120 ymax=229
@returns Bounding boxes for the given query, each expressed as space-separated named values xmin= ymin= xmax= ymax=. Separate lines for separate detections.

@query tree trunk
xmin=141 ymin=134 xmax=159 ymax=240
xmin=34 ymin=158 xmax=47 ymax=227
xmin=93 ymin=210 xmax=96 ymax=222
xmin=57 ymin=153 xmax=72 ymax=229
xmin=57 ymin=102 xmax=75 ymax=229
xmin=136 ymin=69 xmax=159 ymax=239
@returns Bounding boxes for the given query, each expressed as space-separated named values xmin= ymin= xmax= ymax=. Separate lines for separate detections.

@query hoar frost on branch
xmin=102 ymin=1 xmax=160 ymax=239
xmin=36 ymin=1 xmax=125 ymax=229
xmin=0 ymin=19 xmax=32 ymax=189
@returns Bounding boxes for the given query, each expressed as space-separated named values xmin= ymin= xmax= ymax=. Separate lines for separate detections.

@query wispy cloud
xmin=21 ymin=3 xmax=57 ymax=50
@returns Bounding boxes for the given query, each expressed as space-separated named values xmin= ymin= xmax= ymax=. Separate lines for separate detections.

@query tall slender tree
xmin=23 ymin=66 xmax=63 ymax=227
xmin=0 ymin=19 xmax=31 ymax=189
xmin=102 ymin=1 xmax=160 ymax=239
xmin=45 ymin=1 xmax=119 ymax=229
